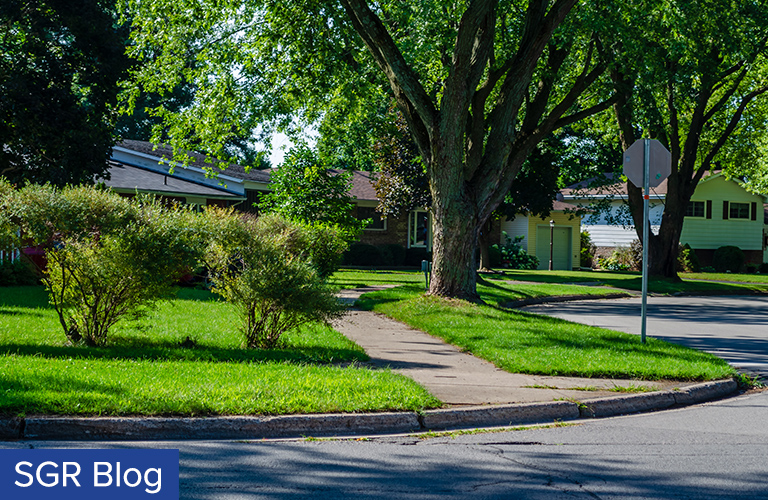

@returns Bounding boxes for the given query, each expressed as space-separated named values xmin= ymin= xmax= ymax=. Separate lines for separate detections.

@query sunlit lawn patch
xmin=0 ymin=286 xmax=440 ymax=416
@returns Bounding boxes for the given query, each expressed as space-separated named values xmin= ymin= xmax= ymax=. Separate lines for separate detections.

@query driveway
xmin=524 ymin=295 xmax=768 ymax=379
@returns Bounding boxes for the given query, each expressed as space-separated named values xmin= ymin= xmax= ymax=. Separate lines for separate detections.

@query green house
xmin=563 ymin=172 xmax=768 ymax=266
xmin=680 ymin=174 xmax=767 ymax=265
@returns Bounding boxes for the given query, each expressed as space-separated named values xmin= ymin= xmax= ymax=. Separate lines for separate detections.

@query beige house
xmin=499 ymin=203 xmax=582 ymax=270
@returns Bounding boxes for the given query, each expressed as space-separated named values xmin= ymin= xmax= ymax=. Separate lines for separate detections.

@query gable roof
xmin=348 ymin=171 xmax=379 ymax=201
xmin=99 ymin=160 xmax=244 ymax=199
xmin=117 ymin=140 xmax=271 ymax=184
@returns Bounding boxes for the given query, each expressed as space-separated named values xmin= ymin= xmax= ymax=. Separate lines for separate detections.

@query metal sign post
xmin=641 ymin=140 xmax=650 ymax=344
xmin=623 ymin=139 xmax=671 ymax=344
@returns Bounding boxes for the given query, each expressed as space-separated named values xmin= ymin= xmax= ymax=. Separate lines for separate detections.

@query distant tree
xmin=0 ymin=0 xmax=130 ymax=185
xmin=604 ymin=0 xmax=768 ymax=278
xmin=372 ymin=108 xmax=430 ymax=218
xmin=261 ymin=145 xmax=367 ymax=242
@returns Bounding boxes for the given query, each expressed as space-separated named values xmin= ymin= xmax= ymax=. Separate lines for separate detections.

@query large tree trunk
xmin=627 ymin=174 xmax=693 ymax=280
xmin=428 ymin=155 xmax=484 ymax=302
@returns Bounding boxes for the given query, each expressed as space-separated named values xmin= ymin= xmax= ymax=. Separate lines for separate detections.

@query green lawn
xmin=333 ymin=268 xmax=768 ymax=297
xmin=0 ymin=286 xmax=440 ymax=417
xmin=482 ymin=269 xmax=768 ymax=294
xmin=356 ymin=284 xmax=737 ymax=381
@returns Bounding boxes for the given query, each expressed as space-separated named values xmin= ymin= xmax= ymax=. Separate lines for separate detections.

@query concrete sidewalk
xmin=334 ymin=287 xmax=712 ymax=406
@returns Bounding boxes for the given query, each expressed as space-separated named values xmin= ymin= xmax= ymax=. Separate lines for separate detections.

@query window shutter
xmin=706 ymin=200 xmax=712 ymax=219
xmin=751 ymin=202 xmax=757 ymax=221
xmin=723 ymin=201 xmax=729 ymax=220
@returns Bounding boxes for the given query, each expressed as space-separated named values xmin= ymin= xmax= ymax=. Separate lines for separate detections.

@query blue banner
xmin=0 ymin=449 xmax=178 ymax=499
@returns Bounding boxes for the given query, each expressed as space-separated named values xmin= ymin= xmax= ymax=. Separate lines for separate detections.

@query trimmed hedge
xmin=343 ymin=243 xmax=383 ymax=266
xmin=713 ymin=245 xmax=745 ymax=273
xmin=378 ymin=244 xmax=406 ymax=266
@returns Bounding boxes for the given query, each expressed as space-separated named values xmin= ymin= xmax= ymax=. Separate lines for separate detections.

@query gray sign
xmin=623 ymin=139 xmax=671 ymax=188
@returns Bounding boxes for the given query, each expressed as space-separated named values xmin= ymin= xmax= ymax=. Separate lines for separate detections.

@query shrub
xmin=378 ymin=243 xmax=407 ymax=266
xmin=580 ymin=231 xmax=596 ymax=268
xmin=629 ymin=239 xmax=643 ymax=271
xmin=343 ymin=243 xmax=383 ymax=266
xmin=0 ymin=179 xmax=17 ymax=254
xmin=404 ymin=247 xmax=432 ymax=267
xmin=713 ymin=245 xmax=745 ymax=273
xmin=596 ymin=245 xmax=634 ymax=271
xmin=488 ymin=244 xmax=503 ymax=268
xmin=0 ymin=258 xmax=39 ymax=286
xmin=746 ymin=263 xmax=759 ymax=274
xmin=10 ymin=184 xmax=206 ymax=345
xmin=759 ymin=263 xmax=768 ymax=274
xmin=677 ymin=243 xmax=701 ymax=273
xmin=255 ymin=214 xmax=347 ymax=278
xmin=204 ymin=211 xmax=345 ymax=349
xmin=497 ymin=232 xmax=539 ymax=270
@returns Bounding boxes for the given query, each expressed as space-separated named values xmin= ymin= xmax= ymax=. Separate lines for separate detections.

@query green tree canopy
xmin=261 ymin=145 xmax=367 ymax=241
xmin=602 ymin=0 xmax=768 ymax=278
xmin=0 ymin=0 xmax=131 ymax=185
xmin=124 ymin=0 xmax=616 ymax=300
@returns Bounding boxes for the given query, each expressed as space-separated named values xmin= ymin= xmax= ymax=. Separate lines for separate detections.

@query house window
xmin=357 ymin=206 xmax=386 ymax=230
xmin=685 ymin=201 xmax=705 ymax=218
xmin=729 ymin=202 xmax=750 ymax=219
xmin=409 ymin=210 xmax=430 ymax=248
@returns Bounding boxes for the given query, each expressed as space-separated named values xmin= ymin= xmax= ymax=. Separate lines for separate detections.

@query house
xmin=106 ymin=140 xmax=581 ymax=269
xmin=562 ymin=173 xmax=768 ymax=266
xmin=348 ymin=172 xmax=582 ymax=270
xmin=498 ymin=202 xmax=582 ymax=270
xmin=105 ymin=140 xmax=270 ymax=209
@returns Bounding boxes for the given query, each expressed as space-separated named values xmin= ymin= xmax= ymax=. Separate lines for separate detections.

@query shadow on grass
xmin=0 ymin=342 xmax=366 ymax=365
xmin=0 ymin=372 xmax=225 ymax=417
xmin=477 ymin=275 xmax=537 ymax=305
xmin=0 ymin=372 xmax=128 ymax=416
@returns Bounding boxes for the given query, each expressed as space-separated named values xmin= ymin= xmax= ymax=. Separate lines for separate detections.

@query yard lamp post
xmin=549 ymin=220 xmax=554 ymax=271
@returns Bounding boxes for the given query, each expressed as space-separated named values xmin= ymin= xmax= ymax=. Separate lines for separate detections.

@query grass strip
xmin=0 ymin=355 xmax=437 ymax=416
xmin=0 ymin=286 xmax=440 ymax=416
xmin=483 ymin=269 xmax=768 ymax=294
xmin=358 ymin=285 xmax=736 ymax=381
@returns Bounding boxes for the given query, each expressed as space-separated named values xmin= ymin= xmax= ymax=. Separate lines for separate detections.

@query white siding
xmin=583 ymin=224 xmax=659 ymax=248
xmin=500 ymin=216 xmax=529 ymax=250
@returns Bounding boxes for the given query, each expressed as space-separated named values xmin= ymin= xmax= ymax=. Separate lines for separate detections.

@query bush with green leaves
xmin=0 ymin=259 xmax=38 ymax=286
xmin=677 ymin=243 xmax=701 ymax=273
xmin=580 ymin=231 xmax=596 ymax=268
xmin=7 ymin=183 xmax=206 ymax=345
xmin=0 ymin=179 xmax=18 ymax=254
xmin=497 ymin=232 xmax=539 ymax=270
xmin=596 ymin=245 xmax=633 ymax=271
xmin=343 ymin=243 xmax=383 ymax=266
xmin=204 ymin=210 xmax=345 ymax=349
xmin=629 ymin=239 xmax=643 ymax=271
xmin=379 ymin=244 xmax=406 ymax=266
xmin=713 ymin=245 xmax=745 ymax=273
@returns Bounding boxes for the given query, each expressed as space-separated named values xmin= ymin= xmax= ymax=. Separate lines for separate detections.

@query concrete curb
xmin=421 ymin=400 xmax=580 ymax=430
xmin=0 ymin=380 xmax=739 ymax=441
xmin=503 ymin=292 xmax=633 ymax=309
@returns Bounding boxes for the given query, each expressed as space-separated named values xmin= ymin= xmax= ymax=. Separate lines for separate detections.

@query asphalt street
xmin=524 ymin=295 xmax=768 ymax=379
xmin=6 ymin=390 xmax=768 ymax=499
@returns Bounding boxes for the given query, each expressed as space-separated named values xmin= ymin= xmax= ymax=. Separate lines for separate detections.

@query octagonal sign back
xmin=623 ymin=139 xmax=671 ymax=188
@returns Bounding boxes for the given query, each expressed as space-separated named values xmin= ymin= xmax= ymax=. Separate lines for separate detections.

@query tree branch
xmin=340 ymin=0 xmax=437 ymax=158
xmin=701 ymin=86 xmax=768 ymax=167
